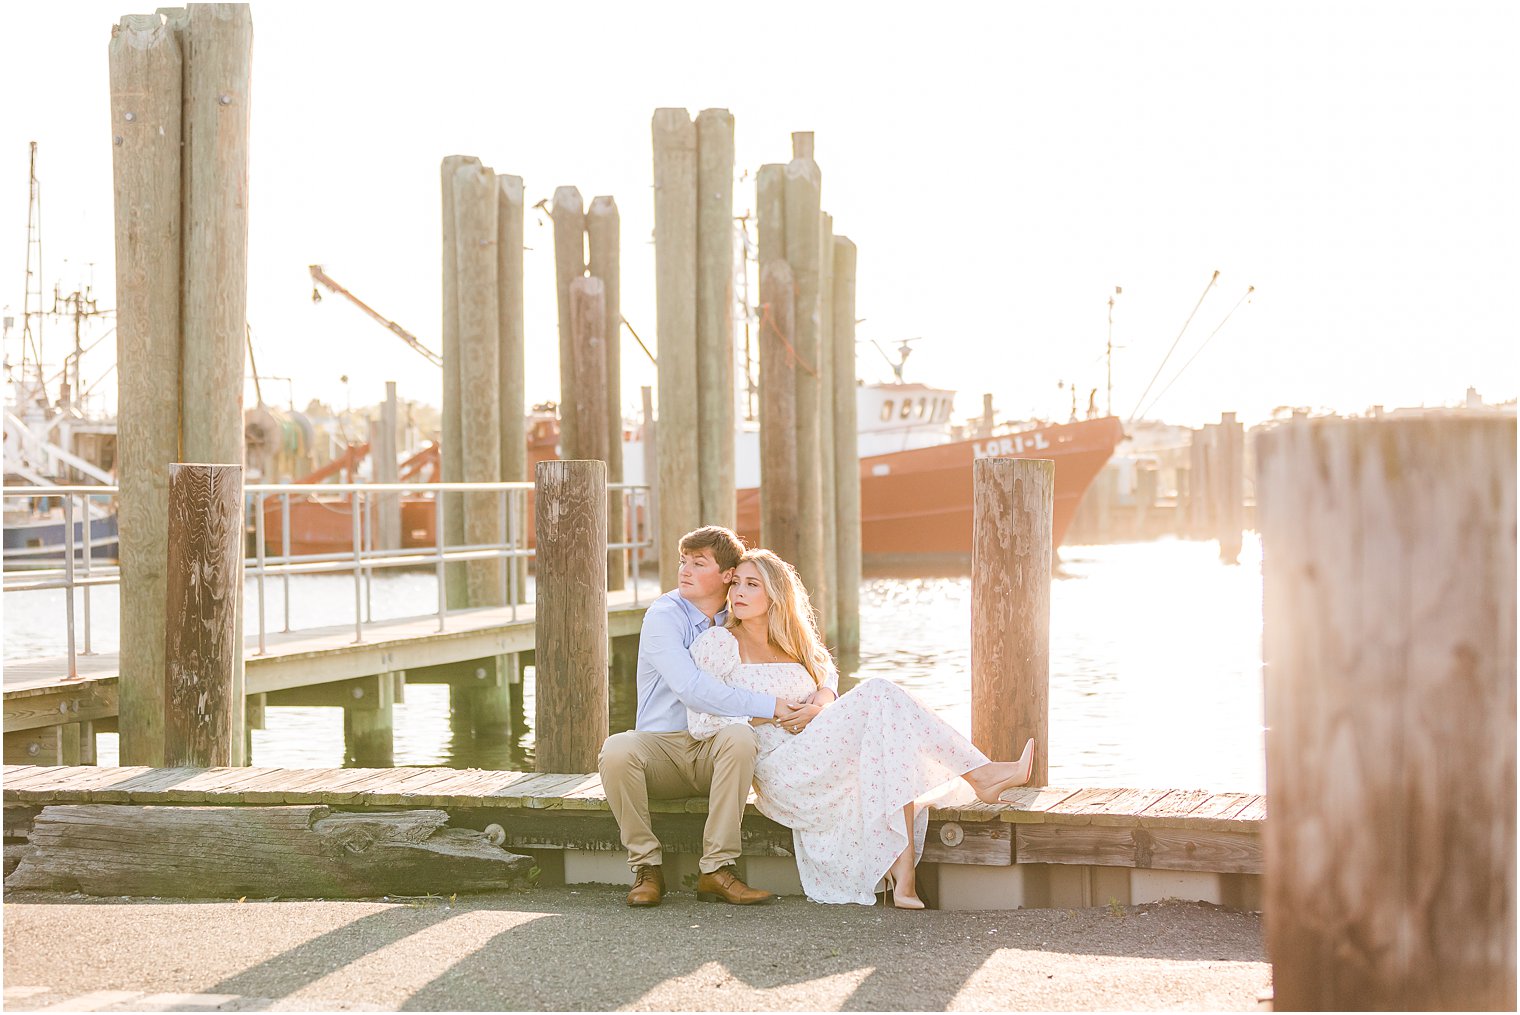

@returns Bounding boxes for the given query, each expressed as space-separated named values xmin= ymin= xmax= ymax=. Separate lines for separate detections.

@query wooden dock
xmin=2 ymin=764 xmax=1264 ymax=912
xmin=3 ymin=590 xmax=651 ymax=761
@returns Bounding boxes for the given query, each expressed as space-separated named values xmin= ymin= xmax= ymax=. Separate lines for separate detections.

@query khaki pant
xmin=598 ymin=725 xmax=759 ymax=874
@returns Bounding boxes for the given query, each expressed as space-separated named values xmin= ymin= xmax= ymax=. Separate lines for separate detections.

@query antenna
xmin=21 ymin=141 xmax=46 ymax=407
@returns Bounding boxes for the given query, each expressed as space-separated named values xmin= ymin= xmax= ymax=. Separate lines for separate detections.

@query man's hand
xmin=775 ymin=699 xmax=824 ymax=735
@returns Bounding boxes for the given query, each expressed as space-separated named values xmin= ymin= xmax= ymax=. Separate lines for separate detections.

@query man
xmin=599 ymin=525 xmax=807 ymax=907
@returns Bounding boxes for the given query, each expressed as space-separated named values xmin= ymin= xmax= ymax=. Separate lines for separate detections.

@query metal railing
xmin=3 ymin=479 xmax=654 ymax=678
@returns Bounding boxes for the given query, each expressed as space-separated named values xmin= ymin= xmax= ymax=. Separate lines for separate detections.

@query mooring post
xmin=110 ymin=13 xmax=183 ymax=767
xmin=758 ymin=260 xmax=800 ymax=565
xmin=376 ymin=381 xmax=401 ymax=550
xmin=454 ymin=160 xmax=503 ymax=607
xmin=497 ymin=172 xmax=528 ymax=602
xmin=569 ymin=277 xmax=611 ymax=466
xmin=439 ymin=154 xmax=478 ymax=610
xmin=342 ymin=674 xmax=394 ymax=768
xmin=784 ymin=139 xmax=826 ymax=619
xmin=1257 ymin=417 xmax=1516 ymax=1010
xmin=651 ymin=109 xmax=700 ymax=591
xmin=163 ymin=463 xmax=243 ymax=768
xmin=552 ymin=186 xmax=587 ymax=459
xmin=831 ymin=236 xmax=861 ymax=662
xmin=695 ymin=108 xmax=736 ymax=528
xmin=587 ymin=195 xmax=626 ymax=590
xmin=534 ymin=460 xmax=609 ymax=772
xmin=817 ymin=210 xmax=838 ymax=646
xmin=640 ymin=384 xmax=658 ymax=568
xmin=1217 ymin=411 xmax=1244 ymax=563
xmin=970 ymin=458 xmax=1052 ymax=782
xmin=756 ymin=163 xmax=786 ymax=268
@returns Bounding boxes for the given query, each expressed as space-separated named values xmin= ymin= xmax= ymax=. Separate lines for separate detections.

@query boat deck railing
xmin=3 ymin=481 xmax=654 ymax=680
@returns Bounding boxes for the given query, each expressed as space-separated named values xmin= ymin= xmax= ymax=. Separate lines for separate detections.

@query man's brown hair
xmin=678 ymin=525 xmax=745 ymax=571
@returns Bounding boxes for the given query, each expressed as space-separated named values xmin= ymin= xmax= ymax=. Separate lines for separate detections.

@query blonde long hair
xmin=726 ymin=548 xmax=833 ymax=688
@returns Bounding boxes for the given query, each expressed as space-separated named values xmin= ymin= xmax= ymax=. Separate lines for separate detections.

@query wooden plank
xmin=1083 ymin=789 xmax=1178 ymax=828
xmin=153 ymin=767 xmax=280 ymax=804
xmin=231 ymin=768 xmax=344 ymax=804
xmin=1135 ymin=788 xmax=1214 ymax=825
xmin=1173 ymin=791 xmax=1258 ymax=830
xmin=995 ymin=786 xmax=1083 ymax=822
xmin=1015 ymin=822 xmax=1262 ymax=875
xmin=430 ymin=770 xmax=544 ymax=808
xmin=922 ymin=819 xmax=1013 ymax=866
xmin=364 ymin=768 xmax=467 ymax=806
xmin=2 ymin=766 xmax=83 ymax=793
xmin=4 ymin=683 xmax=119 ymax=733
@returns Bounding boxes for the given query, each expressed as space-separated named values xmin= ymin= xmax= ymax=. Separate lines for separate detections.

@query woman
xmin=688 ymin=548 xmax=1035 ymax=908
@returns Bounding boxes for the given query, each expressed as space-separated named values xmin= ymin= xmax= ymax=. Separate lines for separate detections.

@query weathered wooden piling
xmin=163 ymin=463 xmax=243 ymax=768
xmin=651 ymin=109 xmax=700 ymax=590
xmin=784 ymin=140 xmax=826 ymax=617
xmin=586 ymin=195 xmax=625 ymax=590
xmin=110 ymin=13 xmax=183 ymax=767
xmin=534 ymin=460 xmax=609 ymax=773
xmin=497 ymin=173 xmax=527 ymax=601
xmin=1257 ymin=417 xmax=1516 ymax=1011
xmin=831 ymin=236 xmax=861 ymax=661
xmin=641 ymin=384 xmax=658 ymax=561
xmin=1215 ymin=412 xmax=1244 ymax=563
xmin=454 ymin=160 xmax=503 ymax=607
xmin=970 ymin=458 xmax=1052 ymax=783
xmin=439 ymin=154 xmax=477 ymax=609
xmin=569 ymin=278 xmax=611 ymax=465
xmin=552 ymin=186 xmax=587 ymax=460
xmin=817 ymin=210 xmax=838 ymax=645
xmin=758 ymin=260 xmax=800 ymax=565
xmin=756 ymin=164 xmax=786 ymax=270
xmin=375 ymin=381 xmax=401 ymax=550
xmin=695 ymin=108 xmax=736 ymax=528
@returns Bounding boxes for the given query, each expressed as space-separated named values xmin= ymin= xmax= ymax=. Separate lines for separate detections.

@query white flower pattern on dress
xmin=688 ymin=627 xmax=991 ymax=905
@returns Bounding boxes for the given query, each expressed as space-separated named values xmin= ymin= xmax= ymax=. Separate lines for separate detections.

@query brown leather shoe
xmin=695 ymin=865 xmax=774 ymax=905
xmin=626 ymin=864 xmax=664 ymax=907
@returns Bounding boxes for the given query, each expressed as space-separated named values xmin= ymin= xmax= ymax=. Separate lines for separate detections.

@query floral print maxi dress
xmin=688 ymin=626 xmax=991 ymax=905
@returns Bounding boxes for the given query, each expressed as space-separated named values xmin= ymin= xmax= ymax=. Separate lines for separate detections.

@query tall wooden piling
xmin=375 ymin=381 xmax=400 ymax=550
xmin=831 ymin=236 xmax=861 ymax=661
xmin=641 ymin=384 xmax=658 ymax=565
xmin=784 ymin=144 xmax=826 ymax=616
xmin=587 ymin=195 xmax=625 ymax=590
xmin=651 ymin=109 xmax=700 ymax=589
xmin=534 ymin=460 xmax=609 ymax=773
xmin=110 ymin=13 xmax=183 ymax=767
xmin=569 ymin=278 xmax=610 ymax=465
xmin=497 ymin=173 xmax=527 ymax=601
xmin=695 ymin=108 xmax=736 ymax=528
xmin=163 ymin=463 xmax=243 ymax=768
xmin=970 ymin=458 xmax=1052 ymax=783
xmin=758 ymin=260 xmax=800 ymax=565
xmin=453 ymin=161 xmax=503 ymax=606
xmin=439 ymin=154 xmax=477 ymax=609
xmin=552 ymin=186 xmax=587 ymax=460
xmin=756 ymin=164 xmax=786 ymax=270
xmin=1216 ymin=411 xmax=1244 ymax=563
xmin=1257 ymin=418 xmax=1516 ymax=1010
xmin=817 ymin=211 xmax=838 ymax=645
xmin=1187 ymin=428 xmax=1207 ymax=538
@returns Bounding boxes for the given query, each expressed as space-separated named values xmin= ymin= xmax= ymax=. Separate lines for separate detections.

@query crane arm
xmin=308 ymin=264 xmax=443 ymax=368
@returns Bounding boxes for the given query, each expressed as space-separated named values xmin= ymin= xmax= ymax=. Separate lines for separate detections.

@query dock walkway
xmin=2 ymin=764 xmax=1264 ymax=911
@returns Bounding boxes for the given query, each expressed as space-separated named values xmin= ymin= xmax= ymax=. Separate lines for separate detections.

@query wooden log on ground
xmin=831 ymin=236 xmax=861 ymax=662
xmin=453 ymin=160 xmax=503 ymax=607
xmin=758 ymin=260 xmax=800 ymax=565
xmin=695 ymin=108 xmax=735 ymax=528
xmin=971 ymin=457 xmax=1052 ymax=783
xmin=817 ymin=210 xmax=838 ymax=645
xmin=651 ymin=109 xmax=700 ymax=590
xmin=568 ymin=277 xmax=611 ymax=466
xmin=163 ymin=463 xmax=243 ymax=768
xmin=586 ymin=195 xmax=625 ymax=590
xmin=3 ymin=804 xmax=533 ymax=898
xmin=110 ymin=14 xmax=183 ymax=767
xmin=1256 ymin=417 xmax=1516 ymax=1011
xmin=552 ymin=185 xmax=586 ymax=460
xmin=497 ymin=173 xmax=528 ymax=602
xmin=784 ymin=149 xmax=826 ymax=618
xmin=534 ymin=460 xmax=608 ymax=773
xmin=439 ymin=154 xmax=478 ymax=609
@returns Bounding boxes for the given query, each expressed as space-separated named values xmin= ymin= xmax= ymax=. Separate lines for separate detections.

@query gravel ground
xmin=3 ymin=886 xmax=1270 ymax=1011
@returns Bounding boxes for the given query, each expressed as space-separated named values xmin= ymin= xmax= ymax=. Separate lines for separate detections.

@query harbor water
xmin=3 ymin=535 xmax=1266 ymax=792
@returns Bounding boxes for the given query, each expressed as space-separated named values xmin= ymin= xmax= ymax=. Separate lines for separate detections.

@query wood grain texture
xmin=111 ymin=13 xmax=183 ymax=767
xmin=971 ymin=458 xmax=1053 ymax=780
xmin=551 ymin=186 xmax=586 ymax=461
xmin=375 ymin=383 xmax=401 ymax=550
xmin=568 ymin=278 xmax=610 ymax=468
xmin=1257 ymin=417 xmax=1516 ymax=1010
xmin=534 ymin=461 xmax=608 ymax=773
xmin=758 ymin=260 xmax=799 ymax=565
xmin=817 ymin=211 xmax=838 ymax=645
xmin=651 ymin=110 xmax=699 ymax=589
xmin=586 ymin=195 xmax=625 ymax=590
xmin=783 ymin=154 xmax=825 ymax=615
xmin=1015 ymin=823 xmax=1262 ymax=874
xmin=438 ymin=154 xmax=478 ymax=609
xmin=4 ymin=804 xmax=532 ymax=898
xmin=695 ymin=108 xmax=736 ymax=528
xmin=452 ymin=160 xmax=503 ymax=608
xmin=922 ymin=819 xmax=1013 ymax=866
xmin=830 ymin=237 xmax=861 ymax=659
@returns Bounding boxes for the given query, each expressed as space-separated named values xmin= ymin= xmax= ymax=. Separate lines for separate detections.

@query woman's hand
xmin=807 ymin=687 xmax=837 ymax=706
xmin=776 ymin=700 xmax=824 ymax=734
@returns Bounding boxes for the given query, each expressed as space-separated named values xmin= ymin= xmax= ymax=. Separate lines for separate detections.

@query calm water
xmin=3 ymin=535 xmax=1266 ymax=791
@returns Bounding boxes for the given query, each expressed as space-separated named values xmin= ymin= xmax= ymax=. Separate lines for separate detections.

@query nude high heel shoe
xmin=880 ymin=873 xmax=926 ymax=910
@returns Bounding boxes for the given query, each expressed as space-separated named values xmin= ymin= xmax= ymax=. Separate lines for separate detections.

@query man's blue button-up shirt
xmin=635 ymin=589 xmax=776 ymax=732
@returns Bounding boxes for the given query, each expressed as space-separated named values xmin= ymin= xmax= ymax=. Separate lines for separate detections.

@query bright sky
xmin=2 ymin=0 xmax=1514 ymax=429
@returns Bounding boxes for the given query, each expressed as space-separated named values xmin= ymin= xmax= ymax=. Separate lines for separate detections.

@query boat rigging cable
xmin=1126 ymin=270 xmax=1219 ymax=425
xmin=1134 ymin=285 xmax=1256 ymax=422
